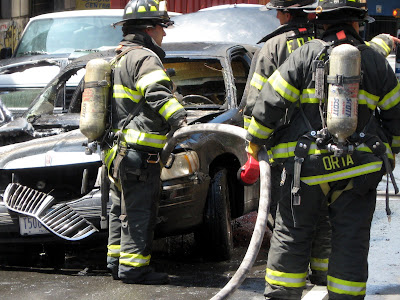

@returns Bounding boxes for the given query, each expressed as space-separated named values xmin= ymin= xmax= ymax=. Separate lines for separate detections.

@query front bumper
xmin=0 ymin=172 xmax=210 ymax=244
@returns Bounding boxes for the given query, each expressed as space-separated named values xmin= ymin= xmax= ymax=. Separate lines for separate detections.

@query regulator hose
xmin=161 ymin=123 xmax=272 ymax=300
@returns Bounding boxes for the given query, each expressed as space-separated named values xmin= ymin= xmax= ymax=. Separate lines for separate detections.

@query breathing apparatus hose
xmin=161 ymin=123 xmax=272 ymax=300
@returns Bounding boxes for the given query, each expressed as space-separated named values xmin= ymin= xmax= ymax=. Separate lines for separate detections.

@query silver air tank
xmin=79 ymin=58 xmax=111 ymax=141
xmin=326 ymin=44 xmax=361 ymax=144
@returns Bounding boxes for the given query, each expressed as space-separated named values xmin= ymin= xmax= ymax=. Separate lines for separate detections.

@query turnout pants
xmin=107 ymin=148 xmax=161 ymax=280
xmin=269 ymin=166 xmax=331 ymax=286
xmin=264 ymin=169 xmax=384 ymax=300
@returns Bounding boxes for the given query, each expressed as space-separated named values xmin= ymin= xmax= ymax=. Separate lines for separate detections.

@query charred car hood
xmin=0 ymin=107 xmax=227 ymax=170
xmin=0 ymin=129 xmax=100 ymax=169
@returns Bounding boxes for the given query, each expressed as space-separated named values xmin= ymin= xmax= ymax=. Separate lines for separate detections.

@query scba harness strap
xmin=292 ymin=134 xmax=314 ymax=206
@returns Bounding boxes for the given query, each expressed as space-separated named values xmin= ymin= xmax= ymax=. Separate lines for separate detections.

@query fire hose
xmin=161 ymin=123 xmax=272 ymax=300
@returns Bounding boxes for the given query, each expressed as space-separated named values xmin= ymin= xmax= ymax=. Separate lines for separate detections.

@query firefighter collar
xmin=120 ymin=32 xmax=165 ymax=59
xmin=257 ymin=23 xmax=313 ymax=44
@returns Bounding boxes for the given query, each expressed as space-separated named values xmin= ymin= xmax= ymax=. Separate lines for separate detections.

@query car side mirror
xmin=0 ymin=47 xmax=12 ymax=59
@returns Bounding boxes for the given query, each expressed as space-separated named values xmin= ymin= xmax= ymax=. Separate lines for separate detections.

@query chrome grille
xmin=3 ymin=183 xmax=98 ymax=240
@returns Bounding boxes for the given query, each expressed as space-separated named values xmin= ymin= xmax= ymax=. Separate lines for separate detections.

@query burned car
xmin=0 ymin=42 xmax=260 ymax=264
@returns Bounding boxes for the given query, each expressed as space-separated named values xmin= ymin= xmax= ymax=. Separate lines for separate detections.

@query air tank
xmin=79 ymin=58 xmax=111 ymax=141
xmin=326 ymin=44 xmax=361 ymax=144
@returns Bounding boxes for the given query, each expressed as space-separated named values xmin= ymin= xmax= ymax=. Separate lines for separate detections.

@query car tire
xmin=196 ymin=168 xmax=233 ymax=261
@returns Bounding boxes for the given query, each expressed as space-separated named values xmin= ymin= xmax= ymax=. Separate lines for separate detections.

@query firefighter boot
xmin=120 ymin=266 xmax=170 ymax=285
xmin=309 ymin=270 xmax=327 ymax=286
xmin=107 ymin=261 xmax=120 ymax=280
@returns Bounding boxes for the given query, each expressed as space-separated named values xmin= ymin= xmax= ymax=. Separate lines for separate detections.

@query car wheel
xmin=196 ymin=168 xmax=233 ymax=261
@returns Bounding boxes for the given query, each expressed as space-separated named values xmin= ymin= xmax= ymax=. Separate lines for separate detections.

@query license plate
xmin=19 ymin=216 xmax=49 ymax=235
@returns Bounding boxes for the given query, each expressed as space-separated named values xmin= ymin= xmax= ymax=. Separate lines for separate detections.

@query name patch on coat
xmin=323 ymin=154 xmax=354 ymax=171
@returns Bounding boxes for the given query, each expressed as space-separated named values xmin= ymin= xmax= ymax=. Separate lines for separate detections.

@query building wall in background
xmin=0 ymin=0 xmax=76 ymax=52
xmin=0 ymin=0 xmax=29 ymax=51
xmin=76 ymin=0 xmax=110 ymax=10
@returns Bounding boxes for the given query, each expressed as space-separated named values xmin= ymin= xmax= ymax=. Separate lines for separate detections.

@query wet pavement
xmin=0 ymin=212 xmax=272 ymax=300
xmin=0 ymin=197 xmax=399 ymax=300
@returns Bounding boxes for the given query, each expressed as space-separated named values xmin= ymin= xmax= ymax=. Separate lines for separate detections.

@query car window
xmin=15 ymin=16 xmax=122 ymax=57
xmin=0 ymin=89 xmax=43 ymax=114
xmin=164 ymin=59 xmax=226 ymax=107
xmin=231 ymin=58 xmax=249 ymax=106
xmin=25 ymin=52 xmax=251 ymax=118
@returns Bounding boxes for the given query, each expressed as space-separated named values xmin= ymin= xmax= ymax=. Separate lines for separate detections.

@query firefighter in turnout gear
xmin=245 ymin=0 xmax=400 ymax=299
xmin=105 ymin=0 xmax=186 ymax=285
xmin=240 ymin=0 xmax=331 ymax=286
xmin=242 ymin=0 xmax=316 ymax=130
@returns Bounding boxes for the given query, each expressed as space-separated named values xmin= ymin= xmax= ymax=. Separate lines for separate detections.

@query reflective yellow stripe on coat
xmin=113 ymin=84 xmax=141 ymax=103
xmin=378 ymin=82 xmax=400 ymax=110
xmin=265 ymin=268 xmax=307 ymax=288
xmin=369 ymin=36 xmax=392 ymax=56
xmin=136 ymin=69 xmax=170 ymax=95
xmin=248 ymin=116 xmax=273 ymax=140
xmin=268 ymin=70 xmax=300 ymax=103
xmin=327 ymin=275 xmax=366 ymax=296
xmin=120 ymin=128 xmax=167 ymax=149
xmin=243 ymin=116 xmax=251 ymax=130
xmin=270 ymin=142 xmax=393 ymax=161
xmin=250 ymin=72 xmax=268 ymax=91
xmin=120 ymin=252 xmax=151 ymax=267
xmin=358 ymin=89 xmax=379 ymax=110
xmin=301 ymin=161 xmax=383 ymax=185
xmin=103 ymin=129 xmax=167 ymax=171
xmin=159 ymin=98 xmax=184 ymax=121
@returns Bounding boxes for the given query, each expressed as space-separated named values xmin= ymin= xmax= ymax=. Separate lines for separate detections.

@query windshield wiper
xmin=21 ymin=50 xmax=49 ymax=56
xmin=74 ymin=49 xmax=99 ymax=52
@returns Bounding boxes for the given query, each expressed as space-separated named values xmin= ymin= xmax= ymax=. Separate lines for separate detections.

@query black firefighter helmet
xmin=113 ymin=0 xmax=173 ymax=27
xmin=264 ymin=0 xmax=317 ymax=10
xmin=303 ymin=0 xmax=373 ymax=23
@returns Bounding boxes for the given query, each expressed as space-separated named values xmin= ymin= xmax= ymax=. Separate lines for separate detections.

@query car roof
xmin=165 ymin=4 xmax=279 ymax=46
xmin=28 ymin=9 xmax=180 ymax=20
xmin=29 ymin=9 xmax=124 ymax=20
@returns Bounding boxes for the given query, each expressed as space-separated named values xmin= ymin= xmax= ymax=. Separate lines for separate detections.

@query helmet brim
xmin=112 ymin=19 xmax=174 ymax=28
xmin=304 ymin=6 xmax=366 ymax=14
xmin=306 ymin=12 xmax=375 ymax=24
xmin=262 ymin=0 xmax=316 ymax=11
xmin=113 ymin=20 xmax=126 ymax=27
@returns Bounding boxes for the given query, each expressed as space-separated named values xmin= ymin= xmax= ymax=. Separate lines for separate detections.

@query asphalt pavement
xmin=0 ymin=194 xmax=399 ymax=300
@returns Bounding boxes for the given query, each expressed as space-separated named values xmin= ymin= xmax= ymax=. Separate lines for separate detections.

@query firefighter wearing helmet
xmin=244 ymin=0 xmax=400 ymax=298
xmin=105 ymin=0 xmax=186 ymax=285
xmin=240 ymin=0 xmax=332 ymax=287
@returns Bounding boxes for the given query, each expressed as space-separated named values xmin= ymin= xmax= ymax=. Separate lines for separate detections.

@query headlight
xmin=161 ymin=151 xmax=199 ymax=181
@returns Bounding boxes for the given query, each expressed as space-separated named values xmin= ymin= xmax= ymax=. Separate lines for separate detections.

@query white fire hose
xmin=161 ymin=123 xmax=272 ymax=300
